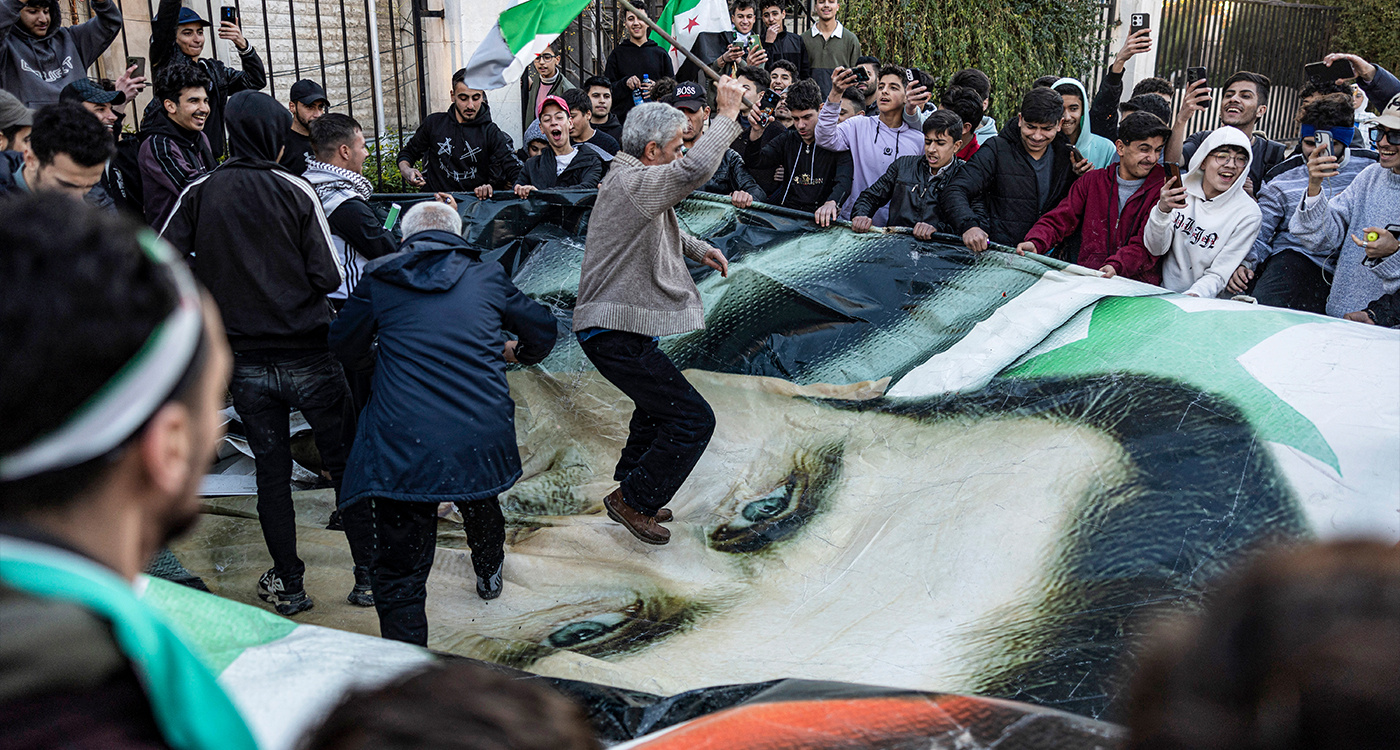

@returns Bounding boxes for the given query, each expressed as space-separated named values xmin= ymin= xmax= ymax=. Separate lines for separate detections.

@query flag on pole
xmin=650 ymin=0 xmax=733 ymax=73
xmin=460 ymin=0 xmax=592 ymax=90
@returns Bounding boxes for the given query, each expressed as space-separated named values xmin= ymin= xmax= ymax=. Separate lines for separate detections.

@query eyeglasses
xmin=537 ymin=53 xmax=557 ymax=60
xmin=1208 ymin=151 xmax=1247 ymax=167
xmin=1374 ymin=127 xmax=1400 ymax=146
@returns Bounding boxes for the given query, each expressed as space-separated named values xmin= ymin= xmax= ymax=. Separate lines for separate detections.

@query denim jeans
xmin=579 ymin=331 xmax=716 ymax=515
xmin=228 ymin=349 xmax=374 ymax=590
xmin=1251 ymin=250 xmax=1331 ymax=314
xmin=371 ymin=497 xmax=504 ymax=645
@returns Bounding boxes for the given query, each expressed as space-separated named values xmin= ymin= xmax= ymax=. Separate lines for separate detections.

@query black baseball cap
xmin=290 ymin=79 xmax=330 ymax=107
xmin=664 ymin=81 xmax=707 ymax=111
xmin=59 ymin=78 xmax=125 ymax=106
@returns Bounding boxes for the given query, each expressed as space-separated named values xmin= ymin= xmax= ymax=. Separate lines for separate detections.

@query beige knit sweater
xmin=573 ymin=115 xmax=742 ymax=337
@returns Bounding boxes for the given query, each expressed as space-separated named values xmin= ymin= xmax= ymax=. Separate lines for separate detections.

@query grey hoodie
xmin=0 ymin=0 xmax=122 ymax=107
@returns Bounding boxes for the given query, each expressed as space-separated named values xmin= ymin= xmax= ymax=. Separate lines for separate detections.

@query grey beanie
xmin=0 ymin=89 xmax=35 ymax=131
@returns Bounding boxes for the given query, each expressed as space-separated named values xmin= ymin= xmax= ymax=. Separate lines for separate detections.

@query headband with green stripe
xmin=0 ymin=232 xmax=205 ymax=482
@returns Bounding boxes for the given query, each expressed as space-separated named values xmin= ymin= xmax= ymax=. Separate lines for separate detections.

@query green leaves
xmin=845 ymin=0 xmax=1101 ymax=124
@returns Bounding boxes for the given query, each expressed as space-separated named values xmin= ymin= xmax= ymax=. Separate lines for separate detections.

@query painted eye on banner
xmin=708 ymin=443 xmax=843 ymax=555
xmin=541 ymin=596 xmax=707 ymax=659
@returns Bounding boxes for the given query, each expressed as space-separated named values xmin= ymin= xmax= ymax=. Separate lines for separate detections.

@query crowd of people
xmin=494 ymin=0 xmax=1400 ymax=323
xmin=1 ymin=0 xmax=1399 ymax=747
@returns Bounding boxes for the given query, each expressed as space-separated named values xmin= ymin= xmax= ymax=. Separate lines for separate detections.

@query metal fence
xmin=1159 ymin=0 xmax=1338 ymax=142
xmin=88 ymin=0 xmax=425 ymax=187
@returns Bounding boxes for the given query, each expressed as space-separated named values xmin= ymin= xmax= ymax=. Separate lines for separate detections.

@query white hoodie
xmin=1145 ymin=127 xmax=1262 ymax=298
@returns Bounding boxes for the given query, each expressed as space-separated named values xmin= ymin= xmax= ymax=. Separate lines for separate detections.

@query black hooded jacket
xmin=396 ymin=101 xmax=521 ymax=193
xmin=516 ymin=144 xmax=605 ymax=190
xmin=853 ymin=155 xmax=964 ymax=232
xmin=940 ymin=118 xmax=1079 ymax=246
xmin=701 ymin=149 xmax=766 ymax=202
xmin=160 ymin=91 xmax=342 ymax=351
xmin=148 ymin=0 xmax=267 ymax=157
xmin=602 ymin=38 xmax=670 ymax=123
xmin=742 ymin=129 xmax=852 ymax=213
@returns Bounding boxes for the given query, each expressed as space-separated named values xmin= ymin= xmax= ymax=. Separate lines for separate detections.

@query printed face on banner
xmin=384 ymin=195 xmax=1394 ymax=718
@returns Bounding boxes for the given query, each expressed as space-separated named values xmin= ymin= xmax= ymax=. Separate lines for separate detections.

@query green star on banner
xmin=1004 ymin=295 xmax=1341 ymax=472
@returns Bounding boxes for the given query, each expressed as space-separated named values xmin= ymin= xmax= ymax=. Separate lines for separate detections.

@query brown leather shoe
xmin=654 ymin=507 xmax=673 ymax=522
xmin=603 ymin=489 xmax=670 ymax=545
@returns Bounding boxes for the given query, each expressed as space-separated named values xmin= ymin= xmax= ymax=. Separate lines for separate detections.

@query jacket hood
xmin=1052 ymin=78 xmax=1093 ymax=147
xmin=371 ymin=230 xmax=479 ymax=292
xmin=13 ymin=0 xmax=60 ymax=39
xmin=226 ymin=91 xmax=291 ymax=160
xmin=1183 ymin=126 xmax=1254 ymax=204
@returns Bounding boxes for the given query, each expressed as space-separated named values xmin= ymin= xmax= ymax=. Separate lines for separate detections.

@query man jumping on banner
xmin=572 ymin=76 xmax=746 ymax=545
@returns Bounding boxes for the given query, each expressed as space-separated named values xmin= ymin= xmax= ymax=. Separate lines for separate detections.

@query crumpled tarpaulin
xmin=175 ymin=192 xmax=1397 ymax=746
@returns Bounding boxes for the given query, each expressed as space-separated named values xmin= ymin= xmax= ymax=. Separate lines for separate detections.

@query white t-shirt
xmin=555 ymin=148 xmax=577 ymax=175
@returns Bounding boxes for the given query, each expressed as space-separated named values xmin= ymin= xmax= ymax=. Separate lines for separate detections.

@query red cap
xmin=537 ymin=94 xmax=570 ymax=118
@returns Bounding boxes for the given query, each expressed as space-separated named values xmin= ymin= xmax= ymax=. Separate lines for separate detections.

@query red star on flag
xmin=683 ymin=16 xmax=699 ymax=32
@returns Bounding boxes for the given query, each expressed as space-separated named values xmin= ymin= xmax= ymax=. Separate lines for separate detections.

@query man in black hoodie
xmin=148 ymin=0 xmax=266 ymax=157
xmin=741 ymin=78 xmax=851 ymax=223
xmin=396 ymin=67 xmax=521 ymax=196
xmin=941 ymin=86 xmax=1091 ymax=252
xmin=159 ymin=90 xmax=376 ymax=618
xmin=603 ymin=8 xmax=670 ymax=124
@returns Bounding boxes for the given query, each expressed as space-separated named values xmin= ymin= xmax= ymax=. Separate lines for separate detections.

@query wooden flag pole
xmin=615 ymin=0 xmax=758 ymax=110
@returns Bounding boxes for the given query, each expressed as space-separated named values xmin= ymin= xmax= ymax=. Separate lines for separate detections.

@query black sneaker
xmin=347 ymin=565 xmax=374 ymax=607
xmin=475 ymin=563 xmax=503 ymax=600
xmin=325 ymin=509 xmax=344 ymax=531
xmin=257 ymin=568 xmax=314 ymax=616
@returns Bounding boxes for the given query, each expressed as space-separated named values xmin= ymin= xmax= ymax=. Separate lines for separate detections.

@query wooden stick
xmin=616 ymin=0 xmax=757 ymax=110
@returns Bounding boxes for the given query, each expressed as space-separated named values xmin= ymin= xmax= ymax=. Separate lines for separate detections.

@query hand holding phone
xmin=1164 ymin=163 xmax=1181 ymax=186
xmin=1314 ymin=130 xmax=1333 ymax=157
xmin=1130 ymin=13 xmax=1150 ymax=33
xmin=1305 ymin=59 xmax=1354 ymax=86
xmin=126 ymin=55 xmax=145 ymax=78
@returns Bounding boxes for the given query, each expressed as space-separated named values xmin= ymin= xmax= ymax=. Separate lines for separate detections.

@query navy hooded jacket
xmin=329 ymin=229 xmax=559 ymax=506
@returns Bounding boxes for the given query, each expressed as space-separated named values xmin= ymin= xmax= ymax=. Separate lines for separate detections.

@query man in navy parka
xmin=329 ymin=199 xmax=557 ymax=646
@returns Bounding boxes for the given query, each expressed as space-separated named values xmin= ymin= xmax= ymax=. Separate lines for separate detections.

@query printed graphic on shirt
xmin=437 ymin=138 xmax=453 ymax=155
xmin=20 ymin=56 xmax=76 ymax=83
xmin=1172 ymin=214 xmax=1220 ymax=251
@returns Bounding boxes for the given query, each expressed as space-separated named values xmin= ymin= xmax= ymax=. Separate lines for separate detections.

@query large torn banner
xmin=177 ymin=193 xmax=1398 ymax=744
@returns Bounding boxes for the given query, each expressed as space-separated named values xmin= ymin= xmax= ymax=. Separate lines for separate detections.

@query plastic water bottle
xmin=638 ymin=74 xmax=651 ymax=104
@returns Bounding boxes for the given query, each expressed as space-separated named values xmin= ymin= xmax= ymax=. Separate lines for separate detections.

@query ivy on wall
xmin=842 ymin=0 xmax=1104 ymax=125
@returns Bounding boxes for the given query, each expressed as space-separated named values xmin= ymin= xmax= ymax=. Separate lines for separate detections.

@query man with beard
xmin=160 ymin=91 xmax=376 ymax=616
xmin=0 ymin=0 xmax=122 ymax=107
xmin=1017 ymin=111 xmax=1171 ymax=283
xmin=0 ymin=194 xmax=255 ymax=749
xmin=1168 ymin=71 xmax=1286 ymax=195
xmin=396 ymin=67 xmax=521 ymax=196
xmin=663 ymin=80 xmax=764 ymax=207
xmin=280 ymin=79 xmax=329 ymax=176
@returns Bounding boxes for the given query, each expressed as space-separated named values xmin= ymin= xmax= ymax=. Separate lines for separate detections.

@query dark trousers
xmin=371 ymin=497 xmax=504 ymax=645
xmin=579 ymin=330 xmax=716 ymax=516
xmin=1252 ymin=250 xmax=1332 ymax=314
xmin=229 ymin=349 xmax=374 ymax=589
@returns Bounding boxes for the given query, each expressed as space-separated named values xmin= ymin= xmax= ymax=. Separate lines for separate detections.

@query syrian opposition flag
xmin=651 ymin=0 xmax=733 ymax=73
xmin=460 ymin=0 xmax=592 ymax=90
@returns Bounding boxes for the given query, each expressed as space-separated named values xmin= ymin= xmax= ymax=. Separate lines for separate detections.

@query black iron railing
xmin=1159 ymin=0 xmax=1338 ymax=142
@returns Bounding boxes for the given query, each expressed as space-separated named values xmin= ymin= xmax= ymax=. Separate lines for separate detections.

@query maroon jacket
xmin=1022 ymin=163 xmax=1164 ymax=285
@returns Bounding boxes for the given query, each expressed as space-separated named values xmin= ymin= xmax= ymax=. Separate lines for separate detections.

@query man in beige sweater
xmin=573 ymin=77 xmax=745 ymax=545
